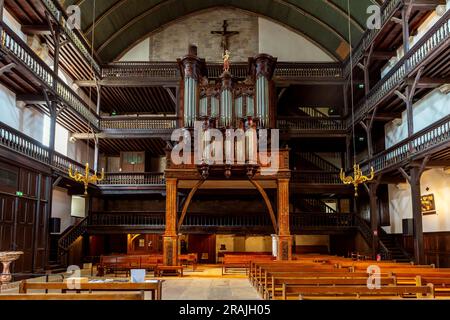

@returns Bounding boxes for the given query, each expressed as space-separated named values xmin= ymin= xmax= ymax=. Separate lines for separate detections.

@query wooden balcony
xmin=352 ymin=9 xmax=450 ymax=126
xmin=86 ymin=211 xmax=357 ymax=235
xmin=277 ymin=116 xmax=347 ymax=138
xmin=101 ymin=61 xmax=345 ymax=86
xmin=98 ymin=115 xmax=177 ymax=139
xmin=0 ymin=23 xmax=100 ymax=131
xmin=360 ymin=114 xmax=450 ymax=174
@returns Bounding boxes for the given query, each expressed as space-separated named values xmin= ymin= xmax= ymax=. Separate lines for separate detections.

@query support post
xmin=368 ymin=183 xmax=379 ymax=258
xmin=277 ymin=179 xmax=291 ymax=260
xmin=410 ymin=167 xmax=425 ymax=264
xmin=164 ymin=178 xmax=178 ymax=266
xmin=399 ymin=158 xmax=429 ymax=265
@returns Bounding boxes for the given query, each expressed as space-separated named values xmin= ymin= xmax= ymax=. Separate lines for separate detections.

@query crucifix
xmin=211 ymin=20 xmax=239 ymax=54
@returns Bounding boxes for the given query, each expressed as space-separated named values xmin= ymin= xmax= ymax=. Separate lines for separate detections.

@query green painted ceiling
xmin=60 ymin=0 xmax=382 ymax=62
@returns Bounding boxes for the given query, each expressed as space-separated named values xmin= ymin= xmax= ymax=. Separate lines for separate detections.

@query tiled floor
xmin=0 ymin=265 xmax=261 ymax=300
xmin=162 ymin=278 xmax=261 ymax=300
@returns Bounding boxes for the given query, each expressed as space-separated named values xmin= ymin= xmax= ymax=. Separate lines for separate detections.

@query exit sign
xmin=16 ymin=191 xmax=23 ymax=197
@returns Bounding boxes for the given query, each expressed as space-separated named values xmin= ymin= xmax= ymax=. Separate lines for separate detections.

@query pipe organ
xmin=178 ymin=50 xmax=277 ymax=166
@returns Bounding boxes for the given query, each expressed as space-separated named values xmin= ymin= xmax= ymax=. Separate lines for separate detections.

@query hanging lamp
xmin=339 ymin=0 xmax=374 ymax=196
xmin=68 ymin=0 xmax=104 ymax=194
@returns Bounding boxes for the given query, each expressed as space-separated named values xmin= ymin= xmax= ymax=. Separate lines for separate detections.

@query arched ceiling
xmin=60 ymin=0 xmax=382 ymax=62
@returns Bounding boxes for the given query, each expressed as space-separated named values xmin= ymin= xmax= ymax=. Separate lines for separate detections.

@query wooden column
xmin=163 ymin=178 xmax=178 ymax=266
xmin=368 ymin=183 xmax=379 ymax=258
xmin=277 ymin=179 xmax=291 ymax=260
xmin=410 ymin=167 xmax=425 ymax=264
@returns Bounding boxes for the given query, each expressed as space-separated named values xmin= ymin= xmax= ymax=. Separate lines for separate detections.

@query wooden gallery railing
xmin=352 ymin=9 xmax=450 ymax=126
xmin=343 ymin=0 xmax=403 ymax=76
xmin=0 ymin=121 xmax=89 ymax=176
xmin=101 ymin=61 xmax=179 ymax=79
xmin=99 ymin=116 xmax=178 ymax=131
xmin=277 ymin=117 xmax=346 ymax=132
xmin=274 ymin=62 xmax=343 ymax=79
xmin=41 ymin=0 xmax=101 ymax=75
xmin=89 ymin=212 xmax=165 ymax=228
xmin=290 ymin=213 xmax=355 ymax=230
xmin=102 ymin=61 xmax=345 ymax=81
xmin=0 ymin=23 xmax=99 ymax=129
xmin=361 ymin=114 xmax=450 ymax=174
xmin=292 ymin=171 xmax=341 ymax=184
xmin=97 ymin=173 xmax=165 ymax=185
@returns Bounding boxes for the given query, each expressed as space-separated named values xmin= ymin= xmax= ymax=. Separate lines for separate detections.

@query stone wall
xmin=123 ymin=8 xmax=259 ymax=62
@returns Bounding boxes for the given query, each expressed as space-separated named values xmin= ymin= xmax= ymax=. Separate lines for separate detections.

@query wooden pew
xmin=282 ymin=284 xmax=435 ymax=300
xmin=222 ymin=254 xmax=274 ymax=275
xmin=19 ymin=280 xmax=163 ymax=300
xmin=265 ymin=274 xmax=396 ymax=300
xmin=0 ymin=292 xmax=145 ymax=300
xmin=269 ymin=276 xmax=396 ymax=300
xmin=179 ymin=253 xmax=197 ymax=271
xmin=252 ymin=264 xmax=353 ymax=289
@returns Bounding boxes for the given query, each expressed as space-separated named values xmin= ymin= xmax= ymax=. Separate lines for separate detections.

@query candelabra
xmin=340 ymin=163 xmax=375 ymax=197
xmin=68 ymin=163 xmax=105 ymax=195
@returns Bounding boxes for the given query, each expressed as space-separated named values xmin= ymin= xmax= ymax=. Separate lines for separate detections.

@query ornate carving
xmin=220 ymin=70 xmax=233 ymax=90
xmin=177 ymin=55 xmax=205 ymax=81
xmin=250 ymin=54 xmax=277 ymax=80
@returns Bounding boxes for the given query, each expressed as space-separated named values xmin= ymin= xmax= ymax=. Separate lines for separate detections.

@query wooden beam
xmin=0 ymin=63 xmax=16 ymax=75
xmin=411 ymin=159 xmax=450 ymax=167
xmin=407 ymin=0 xmax=446 ymax=10
xmin=365 ymin=51 xmax=397 ymax=60
xmin=249 ymin=179 xmax=278 ymax=232
xmin=21 ymin=25 xmax=52 ymax=35
xmin=16 ymin=94 xmax=56 ymax=104
xmin=177 ymin=180 xmax=205 ymax=231
xmin=406 ymin=77 xmax=450 ymax=88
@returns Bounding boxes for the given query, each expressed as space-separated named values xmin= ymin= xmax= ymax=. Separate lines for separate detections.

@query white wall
xmin=385 ymin=89 xmax=450 ymax=148
xmin=51 ymin=188 xmax=73 ymax=233
xmin=121 ymin=38 xmax=150 ymax=61
xmin=1 ymin=84 xmax=46 ymax=143
xmin=258 ymin=18 xmax=334 ymax=62
xmin=385 ymin=169 xmax=450 ymax=234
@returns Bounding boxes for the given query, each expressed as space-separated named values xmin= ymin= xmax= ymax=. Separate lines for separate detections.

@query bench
xmin=266 ymin=276 xmax=396 ymax=300
xmin=19 ymin=280 xmax=163 ymax=300
xmin=0 ymin=292 xmax=145 ymax=300
xmin=283 ymin=284 xmax=435 ymax=300
xmin=97 ymin=254 xmax=163 ymax=276
xmin=179 ymin=253 xmax=197 ymax=271
xmin=222 ymin=254 xmax=274 ymax=275
xmin=154 ymin=265 xmax=183 ymax=277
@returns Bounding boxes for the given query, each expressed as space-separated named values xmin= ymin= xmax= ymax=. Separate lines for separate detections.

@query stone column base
xmin=163 ymin=235 xmax=178 ymax=266
xmin=276 ymin=235 xmax=292 ymax=261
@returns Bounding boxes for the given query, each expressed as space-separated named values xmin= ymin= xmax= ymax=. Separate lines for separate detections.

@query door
xmin=187 ymin=234 xmax=216 ymax=264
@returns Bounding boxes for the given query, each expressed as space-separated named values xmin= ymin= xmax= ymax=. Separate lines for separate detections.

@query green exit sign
xmin=16 ymin=191 xmax=23 ymax=197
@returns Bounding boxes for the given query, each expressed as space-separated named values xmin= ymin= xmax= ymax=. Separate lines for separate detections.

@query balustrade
xmin=361 ymin=114 xmax=450 ymax=174
xmin=97 ymin=172 xmax=165 ymax=185
xmin=277 ymin=117 xmax=345 ymax=131
xmin=353 ymin=10 xmax=450 ymax=125
xmin=99 ymin=117 xmax=177 ymax=130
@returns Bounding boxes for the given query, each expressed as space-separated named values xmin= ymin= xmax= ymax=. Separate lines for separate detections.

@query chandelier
xmin=67 ymin=3 xmax=104 ymax=196
xmin=68 ymin=163 xmax=104 ymax=195
xmin=340 ymin=163 xmax=374 ymax=197
xmin=339 ymin=0 xmax=375 ymax=197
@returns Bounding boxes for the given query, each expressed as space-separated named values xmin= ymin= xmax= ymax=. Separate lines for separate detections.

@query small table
xmin=154 ymin=265 xmax=183 ymax=277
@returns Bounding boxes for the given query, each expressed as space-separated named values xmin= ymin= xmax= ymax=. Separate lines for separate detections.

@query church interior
xmin=1 ymin=0 xmax=450 ymax=302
